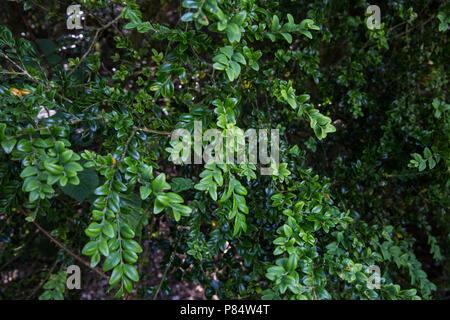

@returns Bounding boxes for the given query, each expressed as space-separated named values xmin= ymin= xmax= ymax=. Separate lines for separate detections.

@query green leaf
xmin=103 ymin=251 xmax=121 ymax=271
xmin=85 ymin=222 xmax=102 ymax=237
xmin=231 ymin=11 xmax=247 ymax=26
xmin=219 ymin=46 xmax=233 ymax=59
xmin=267 ymin=265 xmax=285 ymax=276
xmin=152 ymin=173 xmax=166 ymax=192
xmin=90 ymin=252 xmax=101 ymax=268
xmin=123 ymin=264 xmax=139 ymax=282
xmin=109 ymin=265 xmax=123 ymax=286
xmin=209 ymin=183 xmax=218 ymax=201
xmin=139 ymin=185 xmax=152 ymax=200
xmin=122 ymin=239 xmax=143 ymax=253
xmin=0 ymin=123 xmax=5 ymax=141
xmin=1 ymin=139 xmax=16 ymax=154
xmin=113 ymin=179 xmax=127 ymax=192
xmin=44 ymin=162 xmax=63 ymax=175
xmin=272 ymin=15 xmax=280 ymax=31
xmin=170 ymin=203 xmax=192 ymax=216
xmin=102 ymin=220 xmax=115 ymax=238
xmin=230 ymin=61 xmax=241 ymax=79
xmin=418 ymin=161 xmax=427 ymax=171
xmin=166 ymin=192 xmax=184 ymax=204
xmin=20 ymin=166 xmax=38 ymax=178
xmin=120 ymin=224 xmax=135 ymax=239
xmin=99 ymin=238 xmax=109 ymax=256
xmin=82 ymin=241 xmax=98 ymax=256
xmin=156 ymin=194 xmax=169 ymax=207
xmin=226 ymin=23 xmax=241 ymax=43
xmin=123 ymin=250 xmax=138 ymax=263
xmin=154 ymin=198 xmax=166 ymax=214
xmin=226 ymin=67 xmax=235 ymax=81
xmin=213 ymin=62 xmax=226 ymax=70
xmin=61 ymin=166 xmax=99 ymax=202
xmin=300 ymin=30 xmax=313 ymax=39
xmin=213 ymin=53 xmax=229 ymax=65
xmin=232 ymin=52 xmax=246 ymax=65
xmin=170 ymin=177 xmax=193 ymax=192
xmin=283 ymin=224 xmax=292 ymax=237
xmin=181 ymin=12 xmax=194 ymax=22
xmin=36 ymin=38 xmax=56 ymax=56
xmin=281 ymin=32 xmax=292 ymax=43
xmin=23 ymin=177 xmax=40 ymax=192
xmin=428 ymin=157 xmax=436 ymax=169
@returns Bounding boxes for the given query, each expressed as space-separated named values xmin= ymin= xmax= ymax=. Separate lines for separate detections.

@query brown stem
xmin=17 ymin=207 xmax=109 ymax=281
xmin=27 ymin=259 xmax=58 ymax=299
xmin=153 ymin=237 xmax=181 ymax=300
xmin=137 ymin=215 xmax=155 ymax=286
xmin=132 ymin=125 xmax=171 ymax=135
xmin=3 ymin=115 xmax=171 ymax=140
xmin=68 ymin=14 xmax=122 ymax=78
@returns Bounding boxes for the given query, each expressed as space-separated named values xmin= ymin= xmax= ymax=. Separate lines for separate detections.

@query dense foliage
xmin=0 ymin=0 xmax=448 ymax=300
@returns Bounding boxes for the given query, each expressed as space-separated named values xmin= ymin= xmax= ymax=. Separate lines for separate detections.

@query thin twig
xmin=153 ymin=238 xmax=181 ymax=300
xmin=137 ymin=215 xmax=156 ymax=293
xmin=68 ymin=14 xmax=122 ymax=78
xmin=0 ymin=71 xmax=27 ymax=76
xmin=2 ymin=115 xmax=171 ymax=140
xmin=139 ymin=216 xmax=155 ymax=275
xmin=132 ymin=125 xmax=172 ymax=135
xmin=27 ymin=260 xmax=58 ymax=299
xmin=0 ymin=51 xmax=37 ymax=83
xmin=17 ymin=207 xmax=109 ymax=281
xmin=15 ymin=2 xmax=53 ymax=78
xmin=0 ymin=51 xmax=75 ymax=108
